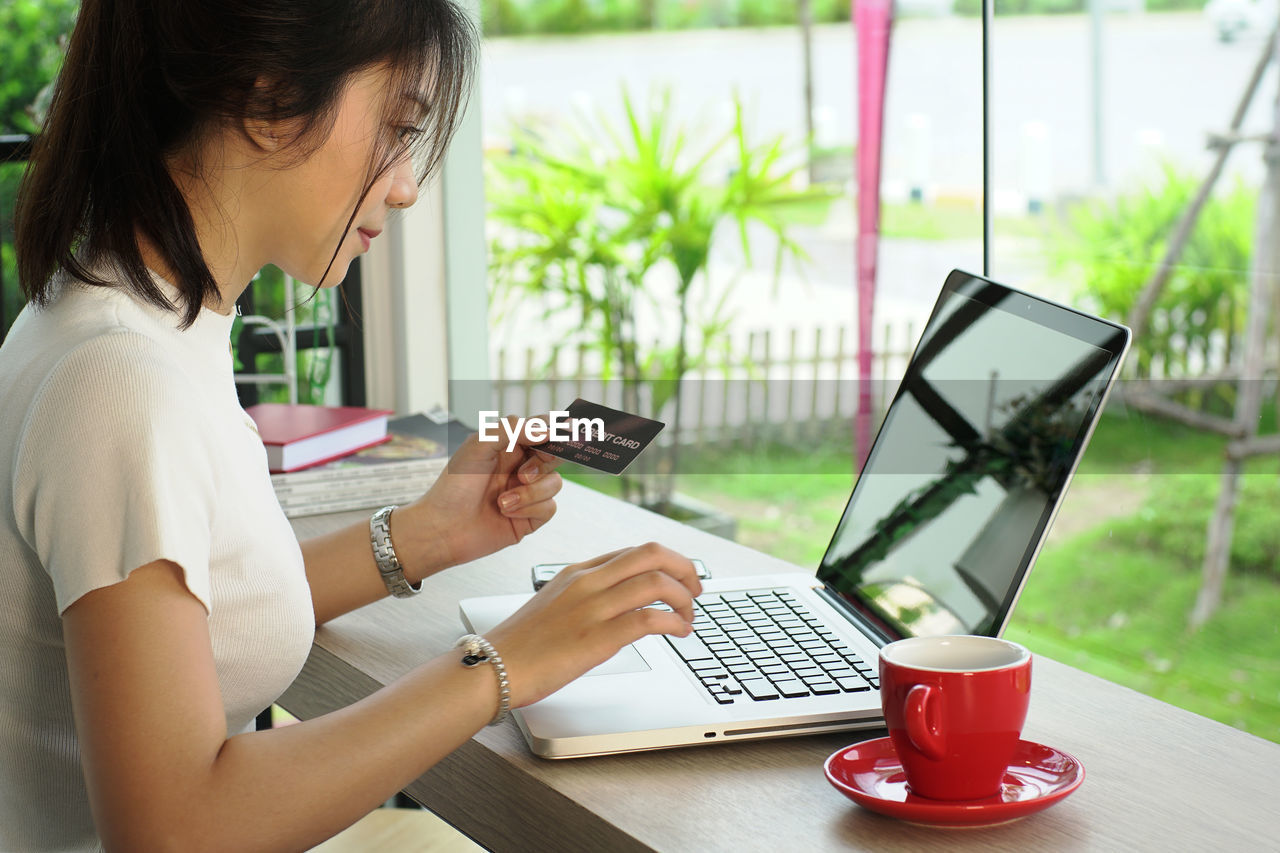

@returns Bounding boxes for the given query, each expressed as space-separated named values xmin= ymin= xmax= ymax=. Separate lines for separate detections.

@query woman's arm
xmin=65 ymin=544 xmax=699 ymax=852
xmin=302 ymin=427 xmax=561 ymax=626
xmin=299 ymin=501 xmax=445 ymax=626
xmin=65 ymin=559 xmax=496 ymax=852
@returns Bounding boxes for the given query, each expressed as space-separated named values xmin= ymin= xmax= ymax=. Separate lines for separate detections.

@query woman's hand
xmin=394 ymin=415 xmax=564 ymax=580
xmin=484 ymin=543 xmax=703 ymax=708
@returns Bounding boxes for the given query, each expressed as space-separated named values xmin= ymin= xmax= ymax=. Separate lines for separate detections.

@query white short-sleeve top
xmin=0 ymin=265 xmax=315 ymax=852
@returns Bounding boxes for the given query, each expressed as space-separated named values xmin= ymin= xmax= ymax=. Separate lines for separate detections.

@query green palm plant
xmin=488 ymin=87 xmax=831 ymax=508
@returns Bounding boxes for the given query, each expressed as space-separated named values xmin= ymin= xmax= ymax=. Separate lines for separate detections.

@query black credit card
xmin=535 ymin=398 xmax=665 ymax=475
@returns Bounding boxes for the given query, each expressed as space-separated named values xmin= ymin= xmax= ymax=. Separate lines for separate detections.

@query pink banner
xmin=854 ymin=0 xmax=893 ymax=469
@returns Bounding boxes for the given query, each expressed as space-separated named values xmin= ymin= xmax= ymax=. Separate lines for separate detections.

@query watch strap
xmin=370 ymin=505 xmax=421 ymax=598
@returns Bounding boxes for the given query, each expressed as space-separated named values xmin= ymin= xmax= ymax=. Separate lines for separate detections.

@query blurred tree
xmin=488 ymin=89 xmax=829 ymax=508
xmin=1054 ymin=165 xmax=1253 ymax=381
xmin=1 ymin=0 xmax=79 ymax=338
xmin=0 ymin=0 xmax=79 ymax=134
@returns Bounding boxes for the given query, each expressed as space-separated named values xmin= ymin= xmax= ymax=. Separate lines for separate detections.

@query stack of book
xmin=259 ymin=411 xmax=467 ymax=518
xmin=246 ymin=403 xmax=394 ymax=473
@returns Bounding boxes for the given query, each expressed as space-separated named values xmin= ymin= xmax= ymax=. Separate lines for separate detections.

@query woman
xmin=0 ymin=1 xmax=700 ymax=850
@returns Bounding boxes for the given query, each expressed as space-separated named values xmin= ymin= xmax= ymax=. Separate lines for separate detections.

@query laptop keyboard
xmin=662 ymin=590 xmax=879 ymax=705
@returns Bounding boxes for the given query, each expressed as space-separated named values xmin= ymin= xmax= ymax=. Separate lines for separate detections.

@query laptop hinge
xmin=815 ymin=585 xmax=897 ymax=647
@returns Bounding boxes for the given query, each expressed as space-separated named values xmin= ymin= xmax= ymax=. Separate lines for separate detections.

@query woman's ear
xmin=242 ymin=117 xmax=287 ymax=153
xmin=240 ymin=77 xmax=298 ymax=154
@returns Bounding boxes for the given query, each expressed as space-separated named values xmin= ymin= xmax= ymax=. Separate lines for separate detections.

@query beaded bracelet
xmin=455 ymin=634 xmax=511 ymax=726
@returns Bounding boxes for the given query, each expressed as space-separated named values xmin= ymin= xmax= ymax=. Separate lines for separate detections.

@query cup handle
xmin=904 ymin=684 xmax=946 ymax=760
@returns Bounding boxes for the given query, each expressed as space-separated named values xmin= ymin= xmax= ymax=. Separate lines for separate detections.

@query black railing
xmin=0 ymin=133 xmax=366 ymax=406
xmin=234 ymin=267 xmax=368 ymax=407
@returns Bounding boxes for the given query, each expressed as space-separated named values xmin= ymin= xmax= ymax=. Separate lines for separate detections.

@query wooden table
xmin=282 ymin=481 xmax=1280 ymax=852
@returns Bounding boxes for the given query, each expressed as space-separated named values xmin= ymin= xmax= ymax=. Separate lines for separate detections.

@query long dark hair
xmin=15 ymin=0 xmax=476 ymax=328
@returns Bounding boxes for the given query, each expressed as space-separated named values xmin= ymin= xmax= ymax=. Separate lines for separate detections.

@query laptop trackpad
xmin=584 ymin=644 xmax=650 ymax=676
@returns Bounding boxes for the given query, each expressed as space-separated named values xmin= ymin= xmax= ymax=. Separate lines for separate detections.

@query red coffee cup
xmin=879 ymin=635 xmax=1032 ymax=801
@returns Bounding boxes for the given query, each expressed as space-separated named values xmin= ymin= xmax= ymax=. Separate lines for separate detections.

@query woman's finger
xmin=507 ymin=412 xmax=592 ymax=452
xmin=498 ymin=471 xmax=563 ymax=516
xmin=536 ymin=548 xmax=631 ymax=591
xmin=517 ymin=450 xmax=563 ymax=484
xmin=488 ymin=544 xmax=703 ymax=708
xmin=607 ymin=606 xmax=696 ymax=648
xmin=501 ymin=413 xmax=559 ymax=451
xmin=504 ymin=496 xmax=557 ymax=529
xmin=595 ymin=569 xmax=696 ymax=625
xmin=486 ymin=415 xmax=547 ymax=477
xmin=582 ymin=542 xmax=702 ymax=601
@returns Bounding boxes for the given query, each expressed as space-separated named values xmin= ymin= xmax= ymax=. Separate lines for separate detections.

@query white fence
xmin=492 ymin=322 xmax=918 ymax=448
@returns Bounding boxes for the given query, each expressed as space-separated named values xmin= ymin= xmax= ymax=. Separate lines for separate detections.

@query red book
xmin=246 ymin=403 xmax=394 ymax=473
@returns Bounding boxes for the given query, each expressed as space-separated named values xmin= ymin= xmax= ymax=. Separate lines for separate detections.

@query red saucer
xmin=824 ymin=737 xmax=1084 ymax=828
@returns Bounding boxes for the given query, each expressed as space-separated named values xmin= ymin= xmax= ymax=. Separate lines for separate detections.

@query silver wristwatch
xmin=370 ymin=505 xmax=421 ymax=598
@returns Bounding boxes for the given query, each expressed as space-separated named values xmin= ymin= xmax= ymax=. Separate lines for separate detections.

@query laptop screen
xmin=816 ymin=271 xmax=1129 ymax=641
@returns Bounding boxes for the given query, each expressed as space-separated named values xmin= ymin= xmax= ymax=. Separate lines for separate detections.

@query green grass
xmin=1074 ymin=408 xmax=1231 ymax=475
xmin=1076 ymin=394 xmax=1280 ymax=476
xmin=676 ymin=440 xmax=856 ymax=568
xmin=1006 ymin=527 xmax=1280 ymax=742
xmin=562 ymin=436 xmax=856 ymax=568
xmin=564 ymin=410 xmax=1280 ymax=743
xmin=997 ymin=412 xmax=1280 ymax=742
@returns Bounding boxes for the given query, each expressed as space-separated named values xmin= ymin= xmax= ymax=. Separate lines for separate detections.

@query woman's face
xmin=262 ymin=64 xmax=422 ymax=287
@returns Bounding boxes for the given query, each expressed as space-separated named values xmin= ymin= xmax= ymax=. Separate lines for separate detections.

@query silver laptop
xmin=461 ymin=270 xmax=1130 ymax=758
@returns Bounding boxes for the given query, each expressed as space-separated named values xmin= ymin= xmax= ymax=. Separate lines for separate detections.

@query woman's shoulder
xmin=2 ymin=262 xmax=231 ymax=467
xmin=12 ymin=265 xmax=148 ymax=335
xmin=6 ymin=295 xmax=203 ymax=448
xmin=21 ymin=290 xmax=188 ymax=391
xmin=7 ymin=331 xmax=220 ymax=520
xmin=11 ymin=268 xmax=194 ymax=373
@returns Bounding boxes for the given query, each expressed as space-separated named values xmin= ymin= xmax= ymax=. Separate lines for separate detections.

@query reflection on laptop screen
xmin=816 ymin=273 xmax=1126 ymax=641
